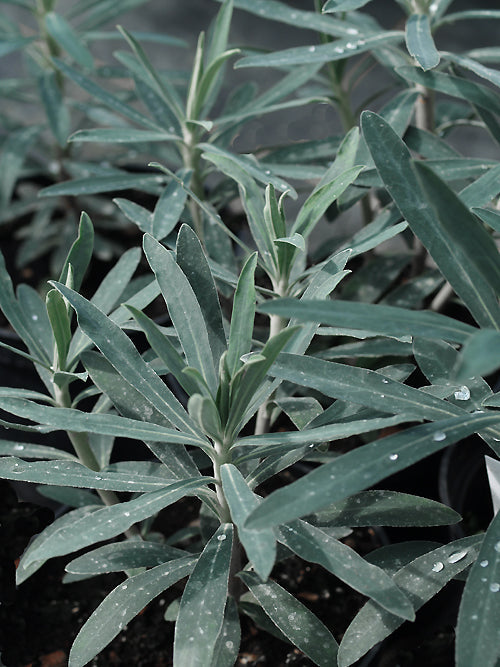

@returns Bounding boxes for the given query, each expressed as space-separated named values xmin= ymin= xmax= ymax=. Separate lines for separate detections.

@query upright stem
xmin=181 ymin=128 xmax=205 ymax=243
xmin=411 ymin=83 xmax=435 ymax=277
xmin=254 ymin=277 xmax=287 ymax=436
xmin=213 ymin=440 xmax=243 ymax=599
xmin=53 ymin=382 xmax=140 ymax=537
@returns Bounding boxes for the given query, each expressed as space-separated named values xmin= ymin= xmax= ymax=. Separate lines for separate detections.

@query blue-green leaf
xmin=69 ymin=557 xmax=196 ymax=667
xmin=239 ymin=571 xmax=338 ymax=667
xmin=405 ymin=14 xmax=440 ymax=71
xmin=174 ymin=524 xmax=233 ymax=667
xmin=245 ymin=413 xmax=500 ymax=529
xmin=456 ymin=510 xmax=500 ymax=667
xmin=143 ymin=234 xmax=218 ymax=394
xmin=221 ymin=464 xmax=276 ymax=580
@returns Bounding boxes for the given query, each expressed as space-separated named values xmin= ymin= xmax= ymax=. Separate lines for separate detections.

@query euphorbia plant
xmin=1 ymin=0 xmax=500 ymax=665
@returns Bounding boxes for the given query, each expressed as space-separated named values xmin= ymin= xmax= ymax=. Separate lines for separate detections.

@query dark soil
xmin=0 ymin=478 xmax=460 ymax=667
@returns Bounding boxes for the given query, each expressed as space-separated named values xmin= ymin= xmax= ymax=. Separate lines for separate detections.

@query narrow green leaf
xmin=323 ymin=0 xmax=372 ymax=11
xmin=174 ymin=524 xmax=233 ymax=667
xmin=226 ymin=253 xmax=257 ymax=377
xmin=396 ymin=66 xmax=500 ymax=116
xmin=244 ymin=413 xmax=500 ymax=529
xmin=45 ymin=12 xmax=93 ymax=69
xmin=117 ymin=26 xmax=184 ymax=122
xmin=206 ymin=0 xmax=233 ymax=65
xmin=236 ymin=31 xmax=404 ymax=69
xmin=405 ymin=14 xmax=440 ymax=71
xmin=16 ymin=506 xmax=102 ymax=585
xmin=24 ymin=479 xmax=209 ymax=567
xmin=125 ymin=307 xmax=197 ymax=396
xmin=200 ymin=143 xmax=296 ymax=198
xmin=338 ymin=535 xmax=483 ymax=667
xmin=59 ymin=211 xmax=94 ymax=292
xmin=66 ymin=541 xmax=187 ymax=575
xmin=239 ymin=571 xmax=338 ymax=667
xmin=53 ymin=58 xmax=163 ymax=130
xmin=152 ymin=171 xmax=189 ymax=241
xmin=188 ymin=394 xmax=223 ymax=440
xmin=52 ymin=281 xmax=202 ymax=437
xmin=69 ymin=557 xmax=196 ymax=667
xmin=0 ymin=252 xmax=51 ymax=364
xmin=69 ymin=128 xmax=180 ymax=143
xmin=258 ymin=299 xmax=476 ymax=344
xmin=268 ymin=352 xmax=464 ymax=421
xmin=209 ymin=597 xmax=240 ymax=667
xmin=311 ymin=490 xmax=461 ymax=527
xmin=456 ymin=510 xmax=500 ymax=667
xmin=234 ymin=414 xmax=417 ymax=463
xmin=143 ymin=234 xmax=218 ymax=394
xmin=16 ymin=284 xmax=53 ymax=359
xmin=361 ymin=111 xmax=500 ymax=329
xmin=176 ymin=225 xmax=226 ymax=371
xmin=292 ymin=167 xmax=364 ymax=239
xmin=455 ymin=330 xmax=500 ymax=381
xmin=414 ymin=160 xmax=500 ymax=301
xmin=113 ymin=197 xmax=152 ymax=232
xmin=0 ymin=126 xmax=40 ymax=208
xmin=278 ymin=520 xmax=414 ymax=619
xmin=274 ymin=397 xmax=323 ymax=430
xmin=221 ymin=464 xmax=276 ymax=580
xmin=46 ymin=289 xmax=71 ymax=365
xmin=82 ymin=351 xmax=202 ymax=480
xmin=0 ymin=441 xmax=77 ymax=460
xmin=459 ymin=164 xmax=500 ymax=208
xmin=40 ymin=173 xmax=164 ymax=197
xmin=0 ymin=457 xmax=179 ymax=492
xmin=0 ymin=396 xmax=208 ymax=450
xmin=38 ymin=70 xmax=71 ymax=147
xmin=222 ymin=0 xmax=361 ymax=38
xmin=226 ymin=327 xmax=299 ymax=437
xmin=473 ymin=207 xmax=500 ymax=234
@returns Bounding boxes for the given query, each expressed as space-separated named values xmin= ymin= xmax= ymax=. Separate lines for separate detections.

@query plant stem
xmin=411 ymin=83 xmax=435 ymax=277
xmin=181 ymin=128 xmax=205 ymax=243
xmin=52 ymin=382 xmax=139 ymax=537
xmin=254 ymin=277 xmax=287 ymax=436
xmin=212 ymin=440 xmax=243 ymax=599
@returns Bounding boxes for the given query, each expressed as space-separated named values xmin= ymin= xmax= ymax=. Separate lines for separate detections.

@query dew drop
xmin=382 ymin=379 xmax=389 ymax=384
xmin=225 ymin=640 xmax=234 ymax=649
xmin=480 ymin=560 xmax=489 ymax=568
xmin=308 ymin=46 xmax=316 ymax=53
xmin=433 ymin=431 xmax=446 ymax=442
xmin=334 ymin=46 xmax=344 ymax=54
xmin=346 ymin=28 xmax=359 ymax=35
xmin=14 ymin=444 xmax=24 ymax=451
xmin=31 ymin=314 xmax=38 ymax=321
xmin=389 ymin=453 xmax=398 ymax=461
xmin=447 ymin=549 xmax=468 ymax=564
xmin=490 ymin=582 xmax=500 ymax=592
xmin=345 ymin=42 xmax=356 ymax=50
xmin=123 ymin=512 xmax=131 ymax=517
xmin=217 ymin=534 xmax=227 ymax=541
xmin=432 ymin=562 xmax=444 ymax=572
xmin=494 ymin=541 xmax=500 ymax=553
xmin=454 ymin=385 xmax=470 ymax=401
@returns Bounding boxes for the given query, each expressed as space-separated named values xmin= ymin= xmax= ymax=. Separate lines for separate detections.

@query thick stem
xmin=255 ymin=277 xmax=287 ymax=436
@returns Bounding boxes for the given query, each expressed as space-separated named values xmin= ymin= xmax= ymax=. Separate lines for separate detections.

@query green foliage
xmin=1 ymin=0 xmax=500 ymax=665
